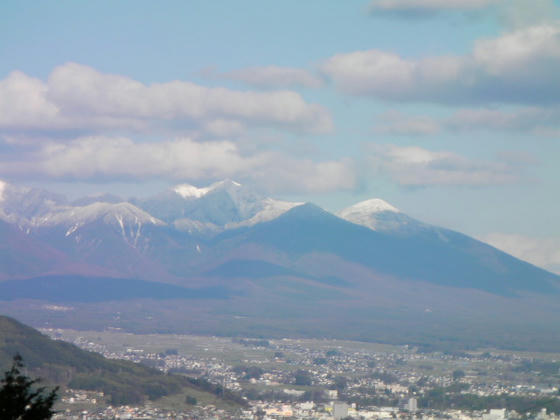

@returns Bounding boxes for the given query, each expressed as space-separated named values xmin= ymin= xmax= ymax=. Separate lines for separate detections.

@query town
xmin=42 ymin=329 xmax=560 ymax=420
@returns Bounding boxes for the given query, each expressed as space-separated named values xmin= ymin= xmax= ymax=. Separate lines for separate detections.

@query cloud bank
xmin=0 ymin=63 xmax=333 ymax=136
xmin=369 ymin=144 xmax=524 ymax=186
xmin=0 ymin=136 xmax=355 ymax=194
xmin=322 ymin=23 xmax=560 ymax=105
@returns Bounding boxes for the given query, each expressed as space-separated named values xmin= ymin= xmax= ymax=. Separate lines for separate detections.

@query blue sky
xmin=1 ymin=0 xmax=560 ymax=272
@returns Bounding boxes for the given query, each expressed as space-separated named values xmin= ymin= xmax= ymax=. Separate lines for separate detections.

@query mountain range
xmin=1 ymin=179 xmax=559 ymax=350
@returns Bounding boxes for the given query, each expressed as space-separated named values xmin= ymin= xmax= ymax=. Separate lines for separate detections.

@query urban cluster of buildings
xmin=43 ymin=329 xmax=560 ymax=420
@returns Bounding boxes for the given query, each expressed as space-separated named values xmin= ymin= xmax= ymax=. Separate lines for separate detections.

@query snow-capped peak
xmin=174 ymin=184 xmax=212 ymax=199
xmin=338 ymin=198 xmax=408 ymax=232
xmin=173 ymin=179 xmax=242 ymax=199
xmin=340 ymin=199 xmax=400 ymax=217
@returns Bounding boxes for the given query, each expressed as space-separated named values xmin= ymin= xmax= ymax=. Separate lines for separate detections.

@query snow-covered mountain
xmin=338 ymin=198 xmax=433 ymax=236
xmin=0 ymin=178 xmax=304 ymax=248
xmin=2 ymin=178 xmax=559 ymax=293
xmin=0 ymin=181 xmax=171 ymax=273
xmin=136 ymin=179 xmax=303 ymax=234
xmin=0 ymin=181 xmax=66 ymax=225
xmin=0 ymin=180 xmax=164 ymax=241
xmin=2 ymin=179 xmax=560 ymax=349
xmin=32 ymin=202 xmax=165 ymax=243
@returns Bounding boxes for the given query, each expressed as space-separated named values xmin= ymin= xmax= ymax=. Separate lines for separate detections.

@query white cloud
xmin=37 ymin=137 xmax=255 ymax=180
xmin=322 ymin=23 xmax=560 ymax=105
xmin=0 ymin=136 xmax=356 ymax=194
xmin=202 ymin=119 xmax=246 ymax=137
xmin=369 ymin=0 xmax=500 ymax=16
xmin=0 ymin=71 xmax=60 ymax=129
xmin=220 ymin=66 xmax=323 ymax=89
xmin=0 ymin=63 xmax=333 ymax=135
xmin=481 ymin=233 xmax=560 ymax=274
xmin=369 ymin=144 xmax=522 ymax=186
xmin=472 ymin=24 xmax=560 ymax=75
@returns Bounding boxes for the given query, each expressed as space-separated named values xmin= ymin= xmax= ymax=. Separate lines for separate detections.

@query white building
xmin=333 ymin=402 xmax=349 ymax=420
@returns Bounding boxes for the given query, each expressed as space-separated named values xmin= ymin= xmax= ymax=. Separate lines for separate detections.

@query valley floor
xmin=43 ymin=329 xmax=560 ymax=419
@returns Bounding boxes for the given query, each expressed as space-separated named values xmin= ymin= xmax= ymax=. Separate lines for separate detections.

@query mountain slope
xmin=217 ymin=204 xmax=559 ymax=296
xmin=0 ymin=316 xmax=188 ymax=405
xmin=0 ymin=220 xmax=102 ymax=280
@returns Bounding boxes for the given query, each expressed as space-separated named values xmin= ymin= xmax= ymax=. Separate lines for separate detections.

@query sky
xmin=1 ymin=0 xmax=560 ymax=273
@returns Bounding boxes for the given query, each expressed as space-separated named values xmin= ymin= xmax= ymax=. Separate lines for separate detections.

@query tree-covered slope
xmin=0 ymin=315 xmax=243 ymax=406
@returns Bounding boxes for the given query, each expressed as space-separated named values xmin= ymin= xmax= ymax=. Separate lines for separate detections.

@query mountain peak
xmin=340 ymin=198 xmax=400 ymax=216
xmin=173 ymin=183 xmax=212 ymax=199
xmin=276 ymin=202 xmax=334 ymax=221
xmin=338 ymin=198 xmax=415 ymax=233
xmin=173 ymin=179 xmax=242 ymax=199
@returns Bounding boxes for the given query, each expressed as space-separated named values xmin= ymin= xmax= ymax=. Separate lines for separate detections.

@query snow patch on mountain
xmin=145 ymin=180 xmax=301 ymax=232
xmin=339 ymin=198 xmax=447 ymax=238
xmin=173 ymin=218 xmax=220 ymax=234
xmin=30 ymin=201 xmax=167 ymax=249
xmin=226 ymin=198 xmax=304 ymax=229
xmin=174 ymin=179 xmax=242 ymax=199
xmin=0 ymin=183 xmax=66 ymax=226
xmin=72 ymin=193 xmax=124 ymax=206
xmin=173 ymin=199 xmax=303 ymax=233
xmin=174 ymin=184 xmax=212 ymax=199
xmin=32 ymin=202 xmax=165 ymax=229
xmin=340 ymin=199 xmax=400 ymax=216
xmin=339 ymin=198 xmax=415 ymax=232
xmin=1 ymin=179 xmax=306 ymax=237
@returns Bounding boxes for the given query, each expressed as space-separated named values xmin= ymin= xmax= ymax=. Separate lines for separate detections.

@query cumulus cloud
xmin=219 ymin=66 xmax=323 ymax=89
xmin=37 ymin=137 xmax=256 ymax=180
xmin=369 ymin=0 xmax=501 ymax=17
xmin=0 ymin=136 xmax=356 ymax=194
xmin=0 ymin=71 xmax=60 ymax=129
xmin=369 ymin=144 xmax=523 ymax=186
xmin=0 ymin=63 xmax=333 ymax=136
xmin=481 ymin=233 xmax=560 ymax=274
xmin=322 ymin=23 xmax=560 ymax=105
